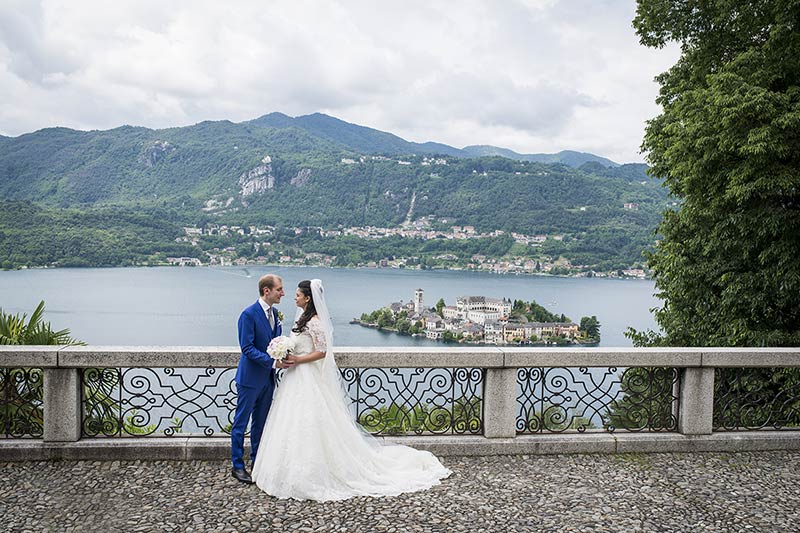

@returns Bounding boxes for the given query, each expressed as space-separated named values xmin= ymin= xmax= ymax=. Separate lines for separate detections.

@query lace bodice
xmin=290 ymin=317 xmax=328 ymax=355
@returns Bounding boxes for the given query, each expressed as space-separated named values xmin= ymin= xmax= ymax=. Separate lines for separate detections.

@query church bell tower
xmin=414 ymin=288 xmax=424 ymax=315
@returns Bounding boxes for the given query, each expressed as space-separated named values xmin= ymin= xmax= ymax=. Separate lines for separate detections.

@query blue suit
xmin=231 ymin=300 xmax=281 ymax=470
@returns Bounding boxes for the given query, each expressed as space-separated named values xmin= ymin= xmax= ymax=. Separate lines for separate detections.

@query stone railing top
xmin=1 ymin=346 xmax=800 ymax=368
xmin=0 ymin=345 xmax=61 ymax=367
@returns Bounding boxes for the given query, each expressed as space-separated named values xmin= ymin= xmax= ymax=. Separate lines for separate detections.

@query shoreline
xmin=3 ymin=263 xmax=652 ymax=280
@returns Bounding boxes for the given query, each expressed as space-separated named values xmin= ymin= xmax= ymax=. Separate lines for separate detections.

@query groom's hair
xmin=258 ymin=274 xmax=281 ymax=296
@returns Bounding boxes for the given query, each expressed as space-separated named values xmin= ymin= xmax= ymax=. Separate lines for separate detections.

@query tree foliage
xmin=580 ymin=316 xmax=601 ymax=340
xmin=628 ymin=0 xmax=800 ymax=347
xmin=0 ymin=201 xmax=200 ymax=269
xmin=512 ymin=299 xmax=570 ymax=323
xmin=435 ymin=298 xmax=446 ymax=317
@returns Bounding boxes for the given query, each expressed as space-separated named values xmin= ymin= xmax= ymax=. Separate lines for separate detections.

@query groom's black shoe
xmin=231 ymin=467 xmax=254 ymax=484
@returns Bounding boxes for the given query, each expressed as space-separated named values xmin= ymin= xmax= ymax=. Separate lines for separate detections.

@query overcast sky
xmin=0 ymin=0 xmax=680 ymax=163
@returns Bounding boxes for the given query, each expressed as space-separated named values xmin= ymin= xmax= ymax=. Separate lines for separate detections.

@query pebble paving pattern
xmin=2 ymin=451 xmax=800 ymax=532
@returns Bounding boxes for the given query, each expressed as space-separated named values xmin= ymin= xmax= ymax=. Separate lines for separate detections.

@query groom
xmin=231 ymin=274 xmax=295 ymax=484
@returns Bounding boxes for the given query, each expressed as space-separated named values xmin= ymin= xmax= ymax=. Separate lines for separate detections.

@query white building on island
xmin=442 ymin=296 xmax=511 ymax=325
xmin=425 ymin=317 xmax=445 ymax=339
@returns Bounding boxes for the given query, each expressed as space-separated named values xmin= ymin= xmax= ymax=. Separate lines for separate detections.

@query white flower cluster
xmin=267 ymin=335 xmax=295 ymax=360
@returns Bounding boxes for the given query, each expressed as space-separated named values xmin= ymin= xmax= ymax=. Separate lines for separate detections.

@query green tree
xmin=358 ymin=402 xmax=430 ymax=435
xmin=580 ymin=316 xmax=601 ymax=339
xmin=523 ymin=299 xmax=564 ymax=323
xmin=522 ymin=402 xmax=596 ymax=432
xmin=435 ymin=298 xmax=446 ymax=318
xmin=604 ymin=367 xmax=679 ymax=431
xmin=546 ymin=335 xmax=569 ymax=346
xmin=628 ymin=0 xmax=800 ymax=347
xmin=376 ymin=309 xmax=394 ymax=329
xmin=620 ymin=0 xmax=800 ymax=431
xmin=452 ymin=395 xmax=483 ymax=433
xmin=396 ymin=318 xmax=412 ymax=335
xmin=442 ymin=330 xmax=458 ymax=343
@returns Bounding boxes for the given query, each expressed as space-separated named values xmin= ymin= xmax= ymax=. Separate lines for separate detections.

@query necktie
xmin=267 ymin=307 xmax=274 ymax=328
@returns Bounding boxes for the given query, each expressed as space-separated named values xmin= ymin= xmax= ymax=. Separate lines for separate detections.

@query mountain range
xmin=0 ymin=112 xmax=667 ymax=270
xmin=0 ymin=112 xmax=621 ymax=205
xmin=246 ymin=112 xmax=620 ymax=167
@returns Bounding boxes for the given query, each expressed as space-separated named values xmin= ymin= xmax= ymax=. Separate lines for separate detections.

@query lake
xmin=0 ymin=266 xmax=660 ymax=346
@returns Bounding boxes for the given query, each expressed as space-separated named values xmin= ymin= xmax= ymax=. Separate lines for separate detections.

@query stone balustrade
xmin=1 ymin=346 xmax=799 ymax=460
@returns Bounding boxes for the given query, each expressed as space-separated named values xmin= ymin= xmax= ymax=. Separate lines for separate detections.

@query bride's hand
xmin=277 ymin=355 xmax=297 ymax=369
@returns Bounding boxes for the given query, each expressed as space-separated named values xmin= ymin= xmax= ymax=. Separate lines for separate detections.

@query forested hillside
xmin=0 ymin=113 xmax=670 ymax=270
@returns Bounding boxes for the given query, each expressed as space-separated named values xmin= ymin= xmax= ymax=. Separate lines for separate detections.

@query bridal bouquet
xmin=267 ymin=335 xmax=295 ymax=361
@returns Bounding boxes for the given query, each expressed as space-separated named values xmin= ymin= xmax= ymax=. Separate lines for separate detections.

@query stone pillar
xmin=43 ymin=368 xmax=82 ymax=442
xmin=483 ymin=368 xmax=518 ymax=438
xmin=678 ymin=367 xmax=715 ymax=435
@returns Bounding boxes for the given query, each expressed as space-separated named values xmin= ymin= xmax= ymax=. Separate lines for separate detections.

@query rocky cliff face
xmin=139 ymin=140 xmax=175 ymax=167
xmin=291 ymin=168 xmax=312 ymax=187
xmin=238 ymin=155 xmax=274 ymax=197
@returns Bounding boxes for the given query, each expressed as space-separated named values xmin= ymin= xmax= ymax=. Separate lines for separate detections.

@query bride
xmin=251 ymin=279 xmax=451 ymax=501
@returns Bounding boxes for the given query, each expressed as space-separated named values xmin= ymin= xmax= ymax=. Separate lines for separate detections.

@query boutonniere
xmin=277 ymin=310 xmax=285 ymax=322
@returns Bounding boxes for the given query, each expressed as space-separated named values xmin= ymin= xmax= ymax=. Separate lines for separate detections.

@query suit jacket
xmin=235 ymin=300 xmax=282 ymax=388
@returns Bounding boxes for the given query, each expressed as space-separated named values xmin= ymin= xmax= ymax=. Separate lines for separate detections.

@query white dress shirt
xmin=259 ymin=297 xmax=278 ymax=368
xmin=258 ymin=297 xmax=274 ymax=328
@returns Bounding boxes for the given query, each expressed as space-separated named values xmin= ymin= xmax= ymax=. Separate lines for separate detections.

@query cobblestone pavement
xmin=2 ymin=451 xmax=800 ymax=532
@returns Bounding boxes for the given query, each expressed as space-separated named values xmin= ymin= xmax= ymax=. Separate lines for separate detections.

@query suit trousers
xmin=230 ymin=382 xmax=274 ymax=470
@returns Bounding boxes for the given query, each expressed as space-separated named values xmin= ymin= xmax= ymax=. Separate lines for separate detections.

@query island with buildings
xmin=354 ymin=289 xmax=600 ymax=345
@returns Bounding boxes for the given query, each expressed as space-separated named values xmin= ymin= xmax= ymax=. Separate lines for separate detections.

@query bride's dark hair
xmin=292 ymin=280 xmax=317 ymax=334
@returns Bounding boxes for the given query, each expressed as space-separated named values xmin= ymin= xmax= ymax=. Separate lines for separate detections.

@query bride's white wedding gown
xmin=252 ymin=317 xmax=451 ymax=501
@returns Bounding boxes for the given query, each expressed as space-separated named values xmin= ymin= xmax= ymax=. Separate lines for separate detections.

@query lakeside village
xmin=169 ymin=219 xmax=649 ymax=279
xmin=352 ymin=289 xmax=601 ymax=345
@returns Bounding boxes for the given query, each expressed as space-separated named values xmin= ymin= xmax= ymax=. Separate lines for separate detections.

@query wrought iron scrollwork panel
xmin=1 ymin=368 xmax=43 ymax=438
xmin=343 ymin=367 xmax=484 ymax=436
xmin=82 ymin=368 xmax=238 ymax=437
xmin=82 ymin=366 xmax=483 ymax=437
xmin=713 ymin=368 xmax=800 ymax=431
xmin=516 ymin=367 xmax=679 ymax=433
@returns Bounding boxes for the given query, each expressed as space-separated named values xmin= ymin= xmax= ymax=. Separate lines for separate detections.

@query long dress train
xmin=252 ymin=317 xmax=451 ymax=501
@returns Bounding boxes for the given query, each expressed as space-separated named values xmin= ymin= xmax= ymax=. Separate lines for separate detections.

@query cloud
xmin=0 ymin=0 xmax=679 ymax=162
xmin=370 ymin=71 xmax=597 ymax=139
xmin=0 ymin=2 xmax=76 ymax=83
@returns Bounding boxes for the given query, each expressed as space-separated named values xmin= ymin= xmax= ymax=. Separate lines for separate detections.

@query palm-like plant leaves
xmin=0 ymin=300 xmax=83 ymax=346
xmin=1 ymin=301 xmax=84 ymax=437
